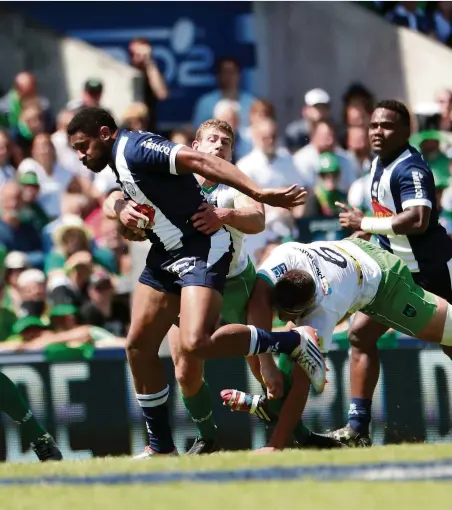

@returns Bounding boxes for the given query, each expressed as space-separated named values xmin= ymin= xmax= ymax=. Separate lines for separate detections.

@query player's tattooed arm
xmin=175 ymin=146 xmax=307 ymax=209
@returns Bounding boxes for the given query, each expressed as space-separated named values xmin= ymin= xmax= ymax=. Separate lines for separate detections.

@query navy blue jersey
xmin=370 ymin=145 xmax=452 ymax=271
xmin=110 ymin=129 xmax=208 ymax=253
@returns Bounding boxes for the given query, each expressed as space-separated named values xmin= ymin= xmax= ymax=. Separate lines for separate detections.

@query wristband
xmin=360 ymin=216 xmax=395 ymax=235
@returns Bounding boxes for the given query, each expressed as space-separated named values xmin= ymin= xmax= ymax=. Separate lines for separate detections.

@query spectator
xmin=237 ymin=118 xmax=302 ymax=260
xmin=213 ymin=99 xmax=250 ymax=161
xmin=121 ymin=102 xmax=149 ymax=131
xmin=293 ymin=120 xmax=359 ymax=193
xmin=435 ymin=89 xmax=452 ymax=131
xmin=4 ymin=252 xmax=29 ymax=315
xmin=0 ymin=72 xmax=53 ymax=132
xmin=18 ymin=171 xmax=49 ymax=233
xmin=410 ymin=130 xmax=450 ymax=183
xmin=303 ymin=152 xmax=348 ymax=218
xmin=386 ymin=2 xmax=429 ymax=32
xmin=429 ymin=1 xmax=452 ymax=47
xmin=16 ymin=268 xmax=46 ymax=318
xmin=51 ymin=108 xmax=93 ymax=195
xmin=10 ymin=101 xmax=46 ymax=163
xmin=17 ymin=133 xmax=82 ymax=220
xmin=347 ymin=128 xmax=374 ymax=215
xmin=346 ymin=125 xmax=373 ymax=176
xmin=0 ymin=182 xmax=43 ymax=268
xmin=45 ymin=215 xmax=117 ymax=275
xmin=129 ymin=38 xmax=169 ymax=131
xmin=193 ymin=57 xmax=255 ymax=129
xmin=169 ymin=128 xmax=193 ymax=146
xmin=342 ymin=83 xmax=375 ymax=117
xmin=79 ymin=269 xmax=130 ymax=336
xmin=42 ymin=195 xmax=90 ymax=253
xmin=0 ymin=276 xmax=16 ymax=342
xmin=67 ymin=79 xmax=104 ymax=111
xmin=0 ymin=130 xmax=15 ymax=190
xmin=285 ymin=88 xmax=331 ymax=153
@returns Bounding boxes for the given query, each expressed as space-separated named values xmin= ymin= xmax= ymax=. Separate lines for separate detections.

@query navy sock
xmin=348 ymin=398 xmax=372 ymax=435
xmin=247 ymin=326 xmax=300 ymax=356
xmin=137 ymin=386 xmax=175 ymax=453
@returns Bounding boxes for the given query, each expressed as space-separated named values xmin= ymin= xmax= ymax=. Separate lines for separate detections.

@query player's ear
xmin=192 ymin=139 xmax=200 ymax=151
xmin=99 ymin=126 xmax=111 ymax=141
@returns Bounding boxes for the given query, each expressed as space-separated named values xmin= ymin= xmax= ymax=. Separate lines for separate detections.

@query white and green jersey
xmin=257 ymin=240 xmax=382 ymax=351
xmin=201 ymin=182 xmax=249 ymax=278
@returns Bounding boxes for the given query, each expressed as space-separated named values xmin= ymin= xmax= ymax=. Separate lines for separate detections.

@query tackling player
xmin=67 ymin=107 xmax=323 ymax=458
xmin=223 ymin=237 xmax=452 ymax=450
xmin=327 ymin=99 xmax=452 ymax=446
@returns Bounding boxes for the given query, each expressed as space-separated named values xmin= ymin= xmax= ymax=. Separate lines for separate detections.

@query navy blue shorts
xmin=139 ymin=229 xmax=233 ymax=296
xmin=414 ymin=259 xmax=452 ymax=303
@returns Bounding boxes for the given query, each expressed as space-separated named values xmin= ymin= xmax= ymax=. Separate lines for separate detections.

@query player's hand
xmin=259 ymin=185 xmax=307 ymax=209
xmin=118 ymin=222 xmax=147 ymax=242
xmin=349 ymin=230 xmax=372 ymax=241
xmin=335 ymin=202 xmax=364 ymax=231
xmin=261 ymin=362 xmax=284 ymax=400
xmin=191 ymin=203 xmax=229 ymax=234
xmin=115 ymin=200 xmax=150 ymax=229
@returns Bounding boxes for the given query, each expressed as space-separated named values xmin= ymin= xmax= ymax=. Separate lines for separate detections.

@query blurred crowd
xmin=1 ymin=26 xmax=452 ymax=353
xmin=367 ymin=1 xmax=452 ymax=47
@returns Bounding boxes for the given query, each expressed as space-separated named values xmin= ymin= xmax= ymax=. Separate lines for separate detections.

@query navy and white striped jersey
xmin=110 ymin=129 xmax=207 ymax=253
xmin=370 ymin=145 xmax=452 ymax=272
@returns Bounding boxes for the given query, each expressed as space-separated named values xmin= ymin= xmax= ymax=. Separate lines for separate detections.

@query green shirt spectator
xmin=18 ymin=171 xmax=49 ymax=233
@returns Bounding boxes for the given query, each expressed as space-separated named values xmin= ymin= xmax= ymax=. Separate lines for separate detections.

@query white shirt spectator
xmin=51 ymin=130 xmax=92 ymax=180
xmin=293 ymin=144 xmax=359 ymax=193
xmin=17 ymin=158 xmax=73 ymax=219
xmin=237 ymin=146 xmax=302 ymax=262
xmin=348 ymin=172 xmax=373 ymax=213
xmin=237 ymin=146 xmax=303 ymax=189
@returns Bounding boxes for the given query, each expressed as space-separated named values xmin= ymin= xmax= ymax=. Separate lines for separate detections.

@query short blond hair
xmin=122 ymin=102 xmax=149 ymax=122
xmin=195 ymin=119 xmax=235 ymax=146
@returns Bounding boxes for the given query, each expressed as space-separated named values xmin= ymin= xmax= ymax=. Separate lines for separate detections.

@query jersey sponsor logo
xmin=167 ymin=257 xmax=197 ymax=277
xmin=122 ymin=181 xmax=136 ymax=197
xmin=371 ymin=200 xmax=394 ymax=218
xmin=412 ymin=171 xmax=424 ymax=199
xmin=271 ymin=263 xmax=287 ymax=279
xmin=141 ymin=140 xmax=171 ymax=156
xmin=294 ymin=247 xmax=332 ymax=296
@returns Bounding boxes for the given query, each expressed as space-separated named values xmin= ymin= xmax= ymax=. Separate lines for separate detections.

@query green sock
xmin=0 ymin=372 xmax=46 ymax=444
xmin=263 ymin=355 xmax=312 ymax=444
xmin=181 ymin=381 xmax=217 ymax=440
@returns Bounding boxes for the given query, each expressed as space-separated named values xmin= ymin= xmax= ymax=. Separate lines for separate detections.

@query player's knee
xmin=125 ymin=329 xmax=159 ymax=357
xmin=348 ymin=329 xmax=378 ymax=352
xmin=180 ymin=333 xmax=210 ymax=357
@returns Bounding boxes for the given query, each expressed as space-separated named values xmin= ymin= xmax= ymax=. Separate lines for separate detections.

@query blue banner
xmin=12 ymin=1 xmax=256 ymax=128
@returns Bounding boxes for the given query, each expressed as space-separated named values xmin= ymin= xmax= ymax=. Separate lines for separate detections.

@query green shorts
xmin=349 ymin=238 xmax=438 ymax=337
xmin=221 ymin=258 xmax=256 ymax=324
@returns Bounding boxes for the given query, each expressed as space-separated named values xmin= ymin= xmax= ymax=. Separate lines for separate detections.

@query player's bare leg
xmin=178 ymin=290 xmax=327 ymax=393
xmin=126 ymin=282 xmax=180 ymax=457
xmin=168 ymin=325 xmax=219 ymax=454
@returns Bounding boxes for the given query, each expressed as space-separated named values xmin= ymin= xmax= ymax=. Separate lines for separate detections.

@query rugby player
xmin=326 ymin=99 xmax=452 ymax=446
xmin=106 ymin=119 xmax=264 ymax=454
xmin=0 ymin=372 xmax=62 ymax=461
xmin=223 ymin=237 xmax=452 ymax=450
xmin=67 ymin=107 xmax=323 ymax=458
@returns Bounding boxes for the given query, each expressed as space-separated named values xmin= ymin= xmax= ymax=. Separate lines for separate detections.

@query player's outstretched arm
xmin=175 ymin=146 xmax=307 ymax=209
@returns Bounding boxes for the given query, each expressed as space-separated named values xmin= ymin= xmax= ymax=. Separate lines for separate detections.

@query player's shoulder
xmin=114 ymin=129 xmax=175 ymax=166
xmin=393 ymin=146 xmax=431 ymax=176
